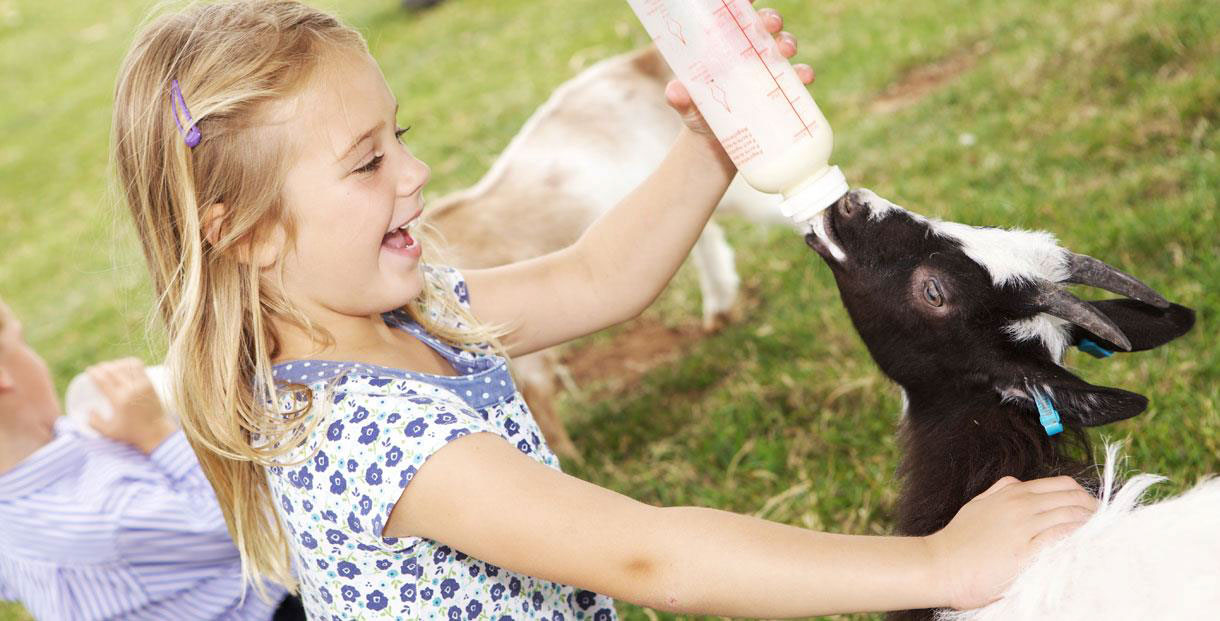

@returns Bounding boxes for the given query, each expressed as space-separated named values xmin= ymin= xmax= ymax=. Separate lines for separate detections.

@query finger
xmin=757 ymin=8 xmax=783 ymax=34
xmin=1029 ymin=520 xmax=1087 ymax=549
xmin=86 ymin=364 xmax=123 ymax=399
xmin=664 ymin=80 xmax=693 ymax=111
xmin=1031 ymin=505 xmax=1095 ymax=533
xmin=776 ymin=31 xmax=797 ymax=58
xmin=1030 ymin=489 xmax=1100 ymax=513
xmin=1017 ymin=475 xmax=1087 ymax=494
xmin=794 ymin=63 xmax=815 ymax=85
xmin=118 ymin=357 xmax=145 ymax=376
xmin=87 ymin=408 xmax=111 ymax=433
xmin=110 ymin=360 xmax=143 ymax=384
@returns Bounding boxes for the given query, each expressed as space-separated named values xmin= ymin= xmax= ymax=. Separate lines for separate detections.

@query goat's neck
xmin=893 ymin=388 xmax=1093 ymax=538
xmin=884 ymin=389 xmax=1095 ymax=621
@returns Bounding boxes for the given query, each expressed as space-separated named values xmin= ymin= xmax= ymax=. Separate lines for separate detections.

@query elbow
xmin=606 ymin=509 xmax=704 ymax=615
xmin=613 ymin=556 xmax=692 ymax=614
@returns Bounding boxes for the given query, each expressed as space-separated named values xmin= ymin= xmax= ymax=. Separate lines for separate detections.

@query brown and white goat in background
xmin=806 ymin=189 xmax=1219 ymax=620
xmin=425 ymin=47 xmax=786 ymax=459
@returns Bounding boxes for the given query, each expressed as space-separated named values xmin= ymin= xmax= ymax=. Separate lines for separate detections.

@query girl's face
xmin=272 ymin=49 xmax=431 ymax=325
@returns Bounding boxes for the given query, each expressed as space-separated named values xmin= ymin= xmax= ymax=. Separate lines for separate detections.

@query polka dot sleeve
xmin=306 ymin=382 xmax=498 ymax=551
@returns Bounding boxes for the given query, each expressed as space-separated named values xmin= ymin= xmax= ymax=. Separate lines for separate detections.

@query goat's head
xmin=806 ymin=189 xmax=1195 ymax=428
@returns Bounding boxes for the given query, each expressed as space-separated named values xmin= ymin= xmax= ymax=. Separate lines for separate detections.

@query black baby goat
xmin=805 ymin=189 xmax=1218 ymax=620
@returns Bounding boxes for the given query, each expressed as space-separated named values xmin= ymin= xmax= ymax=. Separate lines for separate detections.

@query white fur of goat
xmin=938 ymin=444 xmax=1220 ymax=621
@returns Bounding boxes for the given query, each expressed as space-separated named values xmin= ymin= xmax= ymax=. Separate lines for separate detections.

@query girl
xmin=113 ymin=1 xmax=1097 ymax=618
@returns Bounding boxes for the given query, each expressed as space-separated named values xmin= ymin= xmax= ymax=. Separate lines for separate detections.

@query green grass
xmin=1 ymin=0 xmax=1216 ymax=619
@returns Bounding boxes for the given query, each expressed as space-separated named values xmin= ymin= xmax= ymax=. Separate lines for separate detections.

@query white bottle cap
xmin=778 ymin=165 xmax=849 ymax=225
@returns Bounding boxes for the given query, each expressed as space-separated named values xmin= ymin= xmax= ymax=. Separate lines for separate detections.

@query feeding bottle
xmin=626 ymin=0 xmax=849 ymax=223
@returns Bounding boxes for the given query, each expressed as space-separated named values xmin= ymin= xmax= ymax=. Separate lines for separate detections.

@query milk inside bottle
xmin=626 ymin=0 xmax=849 ymax=224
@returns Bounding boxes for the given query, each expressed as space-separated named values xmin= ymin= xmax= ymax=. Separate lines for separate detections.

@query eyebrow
xmin=337 ymin=103 xmax=400 ymax=163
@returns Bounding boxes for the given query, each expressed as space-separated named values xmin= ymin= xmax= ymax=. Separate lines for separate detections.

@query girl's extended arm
xmin=388 ymin=433 xmax=1096 ymax=617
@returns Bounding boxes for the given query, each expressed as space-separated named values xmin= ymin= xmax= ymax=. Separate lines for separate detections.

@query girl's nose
xmin=397 ymin=151 xmax=431 ymax=198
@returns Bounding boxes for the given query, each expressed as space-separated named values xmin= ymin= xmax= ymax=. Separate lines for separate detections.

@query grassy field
xmin=1 ymin=0 xmax=1216 ymax=619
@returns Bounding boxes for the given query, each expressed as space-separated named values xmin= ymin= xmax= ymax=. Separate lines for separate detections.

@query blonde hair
xmin=113 ymin=0 xmax=502 ymax=594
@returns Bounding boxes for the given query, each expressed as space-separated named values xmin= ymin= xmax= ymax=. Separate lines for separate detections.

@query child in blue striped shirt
xmin=0 ymin=297 xmax=301 ymax=620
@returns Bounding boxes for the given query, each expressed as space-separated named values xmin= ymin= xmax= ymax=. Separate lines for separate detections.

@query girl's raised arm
xmin=461 ymin=124 xmax=735 ymax=357
xmin=387 ymin=432 xmax=1096 ymax=616
xmin=460 ymin=5 xmax=805 ymax=358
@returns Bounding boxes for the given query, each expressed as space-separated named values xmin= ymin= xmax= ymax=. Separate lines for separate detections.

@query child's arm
xmin=388 ymin=433 xmax=1096 ymax=616
xmin=462 ymin=6 xmax=806 ymax=357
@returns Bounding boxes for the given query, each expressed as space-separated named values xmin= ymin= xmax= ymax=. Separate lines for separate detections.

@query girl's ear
xmin=204 ymin=202 xmax=284 ymax=269
xmin=249 ymin=222 xmax=286 ymax=270
xmin=203 ymin=203 xmax=227 ymax=247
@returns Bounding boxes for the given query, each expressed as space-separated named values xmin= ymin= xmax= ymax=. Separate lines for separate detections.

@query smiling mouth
xmin=382 ymin=214 xmax=421 ymax=253
xmin=805 ymin=202 xmax=847 ymax=263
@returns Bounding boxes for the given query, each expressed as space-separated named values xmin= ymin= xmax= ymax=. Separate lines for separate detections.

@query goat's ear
xmin=997 ymin=365 xmax=1148 ymax=427
xmin=1069 ymin=299 xmax=1195 ymax=352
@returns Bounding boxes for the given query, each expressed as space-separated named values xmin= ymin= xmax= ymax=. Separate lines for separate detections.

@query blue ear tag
xmin=1077 ymin=337 xmax=1114 ymax=359
xmin=1031 ymin=388 xmax=1064 ymax=436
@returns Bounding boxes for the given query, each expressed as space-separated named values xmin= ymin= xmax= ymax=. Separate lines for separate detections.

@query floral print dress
xmin=266 ymin=266 xmax=617 ymax=620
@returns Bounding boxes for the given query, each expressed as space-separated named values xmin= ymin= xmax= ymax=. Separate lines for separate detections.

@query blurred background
xmin=1 ymin=0 xmax=1216 ymax=619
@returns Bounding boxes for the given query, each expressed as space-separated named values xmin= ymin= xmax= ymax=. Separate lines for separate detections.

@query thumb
xmin=665 ymin=80 xmax=714 ymax=136
xmin=87 ymin=408 xmax=111 ymax=434
xmin=665 ymin=80 xmax=692 ymax=109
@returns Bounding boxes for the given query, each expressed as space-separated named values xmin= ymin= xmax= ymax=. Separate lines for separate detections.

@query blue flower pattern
xmin=266 ymin=266 xmax=616 ymax=619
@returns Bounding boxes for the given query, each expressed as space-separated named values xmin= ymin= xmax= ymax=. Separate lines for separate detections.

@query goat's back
xmin=425 ymin=46 xmax=680 ymax=268
xmin=938 ymin=470 xmax=1220 ymax=620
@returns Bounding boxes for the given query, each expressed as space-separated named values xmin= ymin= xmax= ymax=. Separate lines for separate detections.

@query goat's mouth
xmin=804 ymin=200 xmax=847 ymax=263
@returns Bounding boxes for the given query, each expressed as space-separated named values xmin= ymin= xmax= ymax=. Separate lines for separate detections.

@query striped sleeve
xmin=146 ymin=431 xmax=207 ymax=485
xmin=113 ymin=477 xmax=245 ymax=602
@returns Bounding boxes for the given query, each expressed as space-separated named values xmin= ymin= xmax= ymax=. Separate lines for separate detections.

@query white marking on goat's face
xmin=855 ymin=188 xmax=912 ymax=223
xmin=807 ymin=212 xmax=846 ymax=262
xmin=930 ymin=221 xmax=1071 ymax=287
xmin=1005 ymin=315 xmax=1071 ymax=364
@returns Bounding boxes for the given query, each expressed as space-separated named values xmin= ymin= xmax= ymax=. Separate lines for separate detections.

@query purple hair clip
xmin=170 ymin=79 xmax=201 ymax=148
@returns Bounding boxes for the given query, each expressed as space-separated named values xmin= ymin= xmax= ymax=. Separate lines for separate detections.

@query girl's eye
xmin=394 ymin=125 xmax=411 ymax=144
xmin=354 ymin=154 xmax=384 ymax=175
xmin=923 ymin=278 xmax=945 ymax=307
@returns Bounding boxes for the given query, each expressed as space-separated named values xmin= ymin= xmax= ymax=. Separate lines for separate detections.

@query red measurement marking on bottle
xmin=715 ymin=0 xmax=814 ymax=138
xmin=666 ymin=15 xmax=686 ymax=45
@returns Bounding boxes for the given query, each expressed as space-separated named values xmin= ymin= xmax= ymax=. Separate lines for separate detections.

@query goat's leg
xmin=691 ymin=219 xmax=741 ymax=332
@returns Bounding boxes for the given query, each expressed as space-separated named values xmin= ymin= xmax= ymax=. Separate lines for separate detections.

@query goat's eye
xmin=923 ymin=278 xmax=944 ymax=307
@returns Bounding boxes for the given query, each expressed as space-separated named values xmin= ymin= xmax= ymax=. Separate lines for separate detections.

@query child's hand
xmin=86 ymin=358 xmax=176 ymax=455
xmin=925 ymin=475 xmax=1099 ymax=610
xmin=665 ymin=2 xmax=815 ymax=137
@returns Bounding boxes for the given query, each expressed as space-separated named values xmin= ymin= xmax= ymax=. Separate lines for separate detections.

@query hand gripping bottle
xmin=64 ymin=365 xmax=174 ymax=436
xmin=626 ymin=0 xmax=849 ymax=224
